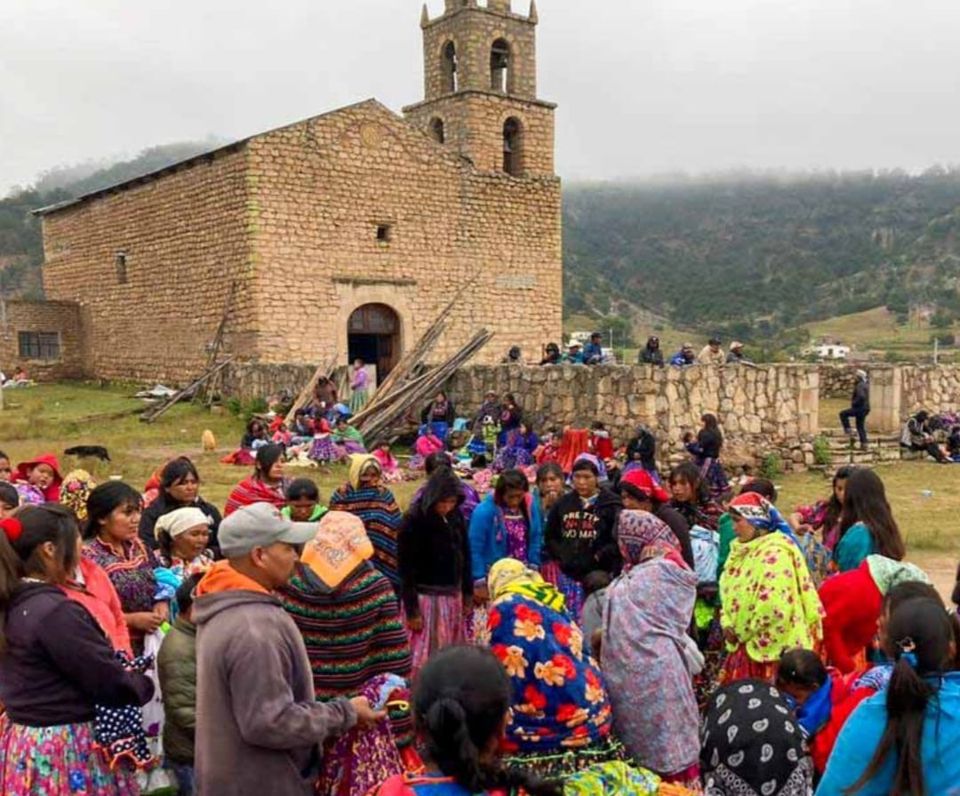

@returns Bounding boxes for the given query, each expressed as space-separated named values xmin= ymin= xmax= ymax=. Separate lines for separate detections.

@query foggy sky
xmin=2 ymin=0 xmax=960 ymax=196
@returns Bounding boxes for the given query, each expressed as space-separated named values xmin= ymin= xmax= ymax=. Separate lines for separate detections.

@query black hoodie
xmin=545 ymin=488 xmax=623 ymax=581
xmin=398 ymin=469 xmax=472 ymax=618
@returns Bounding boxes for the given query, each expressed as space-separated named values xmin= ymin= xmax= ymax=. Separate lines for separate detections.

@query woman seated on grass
xmin=223 ymin=443 xmax=288 ymax=517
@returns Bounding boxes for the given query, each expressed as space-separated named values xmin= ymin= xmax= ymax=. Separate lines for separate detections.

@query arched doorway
xmin=347 ymin=303 xmax=401 ymax=383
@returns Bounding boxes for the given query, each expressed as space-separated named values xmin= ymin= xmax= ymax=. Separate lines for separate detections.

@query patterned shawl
xmin=720 ymin=532 xmax=823 ymax=663
xmin=616 ymin=509 xmax=681 ymax=571
xmin=487 ymin=591 xmax=612 ymax=754
xmin=329 ymin=479 xmax=403 ymax=589
xmin=488 ymin=557 xmax=566 ymax=613
xmin=865 ymin=554 xmax=931 ymax=594
xmin=701 ymin=681 xmax=814 ymax=796
xmin=603 ymin=548 xmax=699 ymax=773
xmin=224 ymin=476 xmax=286 ymax=517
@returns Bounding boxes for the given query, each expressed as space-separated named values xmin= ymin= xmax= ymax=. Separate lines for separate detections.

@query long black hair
xmin=824 ymin=465 xmax=856 ymax=533
xmin=847 ymin=597 xmax=954 ymax=795
xmin=840 ymin=468 xmax=905 ymax=561
xmin=670 ymin=461 xmax=709 ymax=504
xmin=160 ymin=457 xmax=200 ymax=495
xmin=0 ymin=504 xmax=81 ymax=654
xmin=414 ymin=645 xmax=561 ymax=796
xmin=254 ymin=444 xmax=284 ymax=481
xmin=701 ymin=412 xmax=723 ymax=444
xmin=83 ymin=481 xmax=143 ymax=540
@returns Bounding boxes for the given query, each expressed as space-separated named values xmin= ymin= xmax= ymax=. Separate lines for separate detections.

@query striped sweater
xmin=280 ymin=562 xmax=412 ymax=701
xmin=329 ymin=485 xmax=403 ymax=590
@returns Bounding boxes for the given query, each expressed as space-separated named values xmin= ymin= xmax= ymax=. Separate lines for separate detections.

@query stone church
xmin=33 ymin=0 xmax=561 ymax=385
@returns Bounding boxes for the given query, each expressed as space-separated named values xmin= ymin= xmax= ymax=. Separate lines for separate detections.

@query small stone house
xmin=34 ymin=0 xmax=561 ymax=385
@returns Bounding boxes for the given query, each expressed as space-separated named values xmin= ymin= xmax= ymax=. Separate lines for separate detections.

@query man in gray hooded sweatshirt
xmin=193 ymin=502 xmax=382 ymax=795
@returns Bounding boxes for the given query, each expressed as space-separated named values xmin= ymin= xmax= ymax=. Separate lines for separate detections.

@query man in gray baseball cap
xmin=193 ymin=502 xmax=382 ymax=795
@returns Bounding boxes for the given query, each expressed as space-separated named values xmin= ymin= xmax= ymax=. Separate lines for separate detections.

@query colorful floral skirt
xmin=540 ymin=561 xmax=585 ymax=622
xmin=0 ymin=719 xmax=139 ymax=795
xmin=310 ymin=435 xmax=339 ymax=463
xmin=409 ymin=591 xmax=465 ymax=674
xmin=718 ymin=645 xmax=779 ymax=687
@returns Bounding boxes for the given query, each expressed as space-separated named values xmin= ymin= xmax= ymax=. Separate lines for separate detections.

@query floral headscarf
xmin=616 ymin=509 xmax=680 ymax=571
xmin=728 ymin=492 xmax=781 ymax=532
xmin=60 ymin=469 xmax=96 ymax=521
xmin=488 ymin=557 xmax=566 ymax=613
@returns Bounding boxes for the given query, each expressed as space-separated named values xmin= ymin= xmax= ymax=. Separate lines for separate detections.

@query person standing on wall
xmin=840 ymin=370 xmax=870 ymax=450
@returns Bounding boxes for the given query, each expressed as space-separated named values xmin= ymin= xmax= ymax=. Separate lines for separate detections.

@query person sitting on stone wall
xmin=637 ymin=336 xmax=664 ymax=366
xmin=582 ymin=332 xmax=605 ymax=365
xmin=726 ymin=341 xmax=751 ymax=364
xmin=563 ymin=342 xmax=585 ymax=364
xmin=697 ymin=337 xmax=726 ymax=366
xmin=668 ymin=343 xmax=696 ymax=367
xmin=501 ymin=346 xmax=524 ymax=365
xmin=539 ymin=342 xmax=562 ymax=365
xmin=900 ymin=410 xmax=949 ymax=463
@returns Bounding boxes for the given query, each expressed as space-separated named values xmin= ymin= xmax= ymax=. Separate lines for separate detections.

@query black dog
xmin=64 ymin=445 xmax=111 ymax=462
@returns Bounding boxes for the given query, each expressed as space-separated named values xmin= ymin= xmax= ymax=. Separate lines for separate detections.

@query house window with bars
xmin=18 ymin=332 xmax=61 ymax=360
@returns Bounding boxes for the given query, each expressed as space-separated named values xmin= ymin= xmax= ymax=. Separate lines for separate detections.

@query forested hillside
xmin=563 ymin=169 xmax=960 ymax=343
xmin=0 ymin=142 xmax=217 ymax=298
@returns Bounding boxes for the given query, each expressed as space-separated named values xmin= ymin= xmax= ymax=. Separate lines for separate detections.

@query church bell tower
xmin=403 ymin=0 xmax=556 ymax=177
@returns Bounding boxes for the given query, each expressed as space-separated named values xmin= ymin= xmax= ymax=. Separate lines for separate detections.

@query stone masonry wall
xmin=0 ymin=300 xmax=85 ymax=380
xmin=246 ymin=100 xmax=561 ymax=369
xmin=446 ymin=363 xmax=821 ymax=471
xmin=898 ymin=366 xmax=960 ymax=417
xmin=40 ymin=147 xmax=258 ymax=383
xmin=819 ymin=365 xmax=858 ymax=399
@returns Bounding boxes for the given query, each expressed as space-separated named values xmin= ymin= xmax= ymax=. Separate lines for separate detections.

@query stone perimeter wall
xmin=448 ymin=364 xmax=822 ymax=470
xmin=220 ymin=360 xmax=960 ymax=471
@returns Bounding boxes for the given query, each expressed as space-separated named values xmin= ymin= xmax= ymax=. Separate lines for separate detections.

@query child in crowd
xmin=533 ymin=428 xmax=560 ymax=466
xmin=0 ymin=450 xmax=11 ymax=482
xmin=271 ymin=422 xmax=293 ymax=447
xmin=371 ymin=646 xmax=561 ymax=796
xmin=292 ymin=410 xmax=315 ymax=442
xmin=589 ymin=421 xmax=614 ymax=461
xmin=373 ymin=442 xmax=404 ymax=483
xmin=0 ymin=482 xmax=19 ymax=518
xmin=13 ymin=453 xmax=63 ymax=504
xmin=309 ymin=416 xmax=338 ymax=465
xmin=282 ymin=478 xmax=327 ymax=522
xmin=158 ymin=574 xmax=202 ymax=795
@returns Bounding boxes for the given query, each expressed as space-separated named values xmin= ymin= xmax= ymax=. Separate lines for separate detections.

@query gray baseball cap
xmin=218 ymin=502 xmax=318 ymax=557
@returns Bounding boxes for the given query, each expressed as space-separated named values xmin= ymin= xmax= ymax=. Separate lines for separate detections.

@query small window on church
xmin=376 ymin=224 xmax=392 ymax=243
xmin=491 ymin=39 xmax=511 ymax=93
xmin=503 ymin=117 xmax=524 ymax=176
xmin=441 ymin=41 xmax=458 ymax=93
xmin=115 ymin=251 xmax=128 ymax=284
xmin=430 ymin=118 xmax=445 ymax=144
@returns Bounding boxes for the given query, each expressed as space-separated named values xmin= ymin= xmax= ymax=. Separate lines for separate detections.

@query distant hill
xmin=0 ymin=141 xmax=220 ymax=298
xmin=562 ymin=169 xmax=960 ymax=345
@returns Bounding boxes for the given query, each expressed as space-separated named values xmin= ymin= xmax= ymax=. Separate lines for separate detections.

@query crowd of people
xmin=0 ymin=383 xmax=958 ymax=796
xmin=507 ymin=335 xmax=752 ymax=368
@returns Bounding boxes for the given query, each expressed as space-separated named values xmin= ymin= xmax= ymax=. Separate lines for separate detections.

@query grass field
xmin=2 ymin=383 xmax=956 ymax=595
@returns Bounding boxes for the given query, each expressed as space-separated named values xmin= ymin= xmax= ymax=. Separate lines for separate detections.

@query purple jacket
xmin=0 ymin=583 xmax=153 ymax=726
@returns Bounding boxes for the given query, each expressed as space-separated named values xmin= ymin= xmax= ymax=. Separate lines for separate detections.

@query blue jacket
xmin=817 ymin=672 xmax=960 ymax=795
xmin=468 ymin=493 xmax=543 ymax=581
xmin=582 ymin=342 xmax=603 ymax=364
